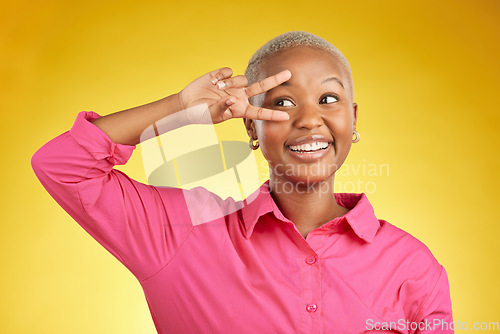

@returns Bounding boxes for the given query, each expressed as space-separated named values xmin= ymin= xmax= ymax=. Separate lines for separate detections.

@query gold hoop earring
xmin=352 ymin=130 xmax=360 ymax=143
xmin=249 ymin=138 xmax=259 ymax=150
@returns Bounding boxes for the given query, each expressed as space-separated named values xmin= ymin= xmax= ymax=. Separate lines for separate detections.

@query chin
xmin=284 ymin=173 xmax=335 ymax=187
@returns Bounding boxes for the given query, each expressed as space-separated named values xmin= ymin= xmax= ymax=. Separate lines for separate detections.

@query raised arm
xmin=31 ymin=110 xmax=191 ymax=282
xmin=90 ymin=67 xmax=292 ymax=146
xmin=31 ymin=67 xmax=291 ymax=281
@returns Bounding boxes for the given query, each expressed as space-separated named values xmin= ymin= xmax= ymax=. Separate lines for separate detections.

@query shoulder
xmin=154 ymin=185 xmax=243 ymax=226
xmin=375 ymin=220 xmax=453 ymax=322
xmin=376 ymin=219 xmax=443 ymax=280
xmin=377 ymin=219 xmax=435 ymax=254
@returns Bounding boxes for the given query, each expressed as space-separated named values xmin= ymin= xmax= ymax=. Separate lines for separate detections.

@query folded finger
xmin=209 ymin=95 xmax=235 ymax=117
xmin=244 ymin=70 xmax=291 ymax=97
xmin=215 ymin=75 xmax=248 ymax=90
xmin=209 ymin=67 xmax=233 ymax=84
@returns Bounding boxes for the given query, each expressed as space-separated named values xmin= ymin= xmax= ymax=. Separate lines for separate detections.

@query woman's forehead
xmin=256 ymin=46 xmax=348 ymax=80
xmin=254 ymin=46 xmax=354 ymax=99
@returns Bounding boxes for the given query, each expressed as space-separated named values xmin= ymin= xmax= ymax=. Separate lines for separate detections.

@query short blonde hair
xmin=245 ymin=31 xmax=354 ymax=99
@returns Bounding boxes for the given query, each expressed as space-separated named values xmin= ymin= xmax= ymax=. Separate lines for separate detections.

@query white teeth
xmin=289 ymin=141 xmax=329 ymax=152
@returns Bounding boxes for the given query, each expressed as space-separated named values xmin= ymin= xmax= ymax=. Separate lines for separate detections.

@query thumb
xmin=209 ymin=96 xmax=236 ymax=123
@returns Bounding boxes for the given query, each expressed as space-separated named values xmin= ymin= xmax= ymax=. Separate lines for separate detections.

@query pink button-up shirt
xmin=31 ymin=111 xmax=454 ymax=333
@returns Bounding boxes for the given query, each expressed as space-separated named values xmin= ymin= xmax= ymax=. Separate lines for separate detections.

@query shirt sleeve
xmin=31 ymin=111 xmax=194 ymax=281
xmin=413 ymin=266 xmax=454 ymax=333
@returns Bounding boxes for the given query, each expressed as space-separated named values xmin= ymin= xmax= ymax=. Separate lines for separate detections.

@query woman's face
xmin=245 ymin=46 xmax=358 ymax=185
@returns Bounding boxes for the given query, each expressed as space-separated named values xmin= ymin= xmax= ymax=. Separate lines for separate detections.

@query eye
xmin=320 ymin=95 xmax=338 ymax=104
xmin=276 ymin=99 xmax=295 ymax=107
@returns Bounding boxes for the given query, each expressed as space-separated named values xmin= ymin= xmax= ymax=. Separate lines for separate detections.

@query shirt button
xmin=305 ymin=256 xmax=317 ymax=265
xmin=306 ymin=304 xmax=318 ymax=313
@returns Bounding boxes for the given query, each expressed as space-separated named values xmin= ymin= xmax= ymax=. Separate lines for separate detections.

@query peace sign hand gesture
xmin=178 ymin=67 xmax=291 ymax=125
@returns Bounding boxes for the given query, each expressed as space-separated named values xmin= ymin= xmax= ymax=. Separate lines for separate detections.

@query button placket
xmin=299 ymin=239 xmax=322 ymax=329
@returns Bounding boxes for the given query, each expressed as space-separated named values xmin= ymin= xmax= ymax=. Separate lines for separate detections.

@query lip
xmin=285 ymin=143 xmax=333 ymax=162
xmin=286 ymin=134 xmax=333 ymax=146
xmin=285 ymin=134 xmax=334 ymax=163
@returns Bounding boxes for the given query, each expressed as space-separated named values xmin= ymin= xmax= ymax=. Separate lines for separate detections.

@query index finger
xmin=227 ymin=99 xmax=290 ymax=121
xmin=244 ymin=70 xmax=291 ymax=97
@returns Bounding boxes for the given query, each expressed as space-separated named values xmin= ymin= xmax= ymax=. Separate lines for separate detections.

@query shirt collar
xmin=240 ymin=179 xmax=380 ymax=243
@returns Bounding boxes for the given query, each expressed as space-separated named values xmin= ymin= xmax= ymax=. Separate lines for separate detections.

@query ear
xmin=243 ymin=118 xmax=257 ymax=139
xmin=352 ymin=102 xmax=358 ymax=129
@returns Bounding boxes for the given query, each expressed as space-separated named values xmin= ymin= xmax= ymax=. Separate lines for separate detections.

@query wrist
xmin=174 ymin=91 xmax=187 ymax=112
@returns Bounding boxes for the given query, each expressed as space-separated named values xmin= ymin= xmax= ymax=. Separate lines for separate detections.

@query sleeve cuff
xmin=69 ymin=111 xmax=136 ymax=165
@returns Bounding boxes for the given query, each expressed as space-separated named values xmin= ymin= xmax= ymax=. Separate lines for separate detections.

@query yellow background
xmin=2 ymin=0 xmax=499 ymax=332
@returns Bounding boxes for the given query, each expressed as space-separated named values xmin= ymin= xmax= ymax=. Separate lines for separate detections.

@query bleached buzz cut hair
xmin=245 ymin=31 xmax=354 ymax=99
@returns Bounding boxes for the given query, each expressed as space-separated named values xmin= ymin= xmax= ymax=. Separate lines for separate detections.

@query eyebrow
xmin=321 ymin=76 xmax=344 ymax=89
xmin=279 ymin=76 xmax=345 ymax=89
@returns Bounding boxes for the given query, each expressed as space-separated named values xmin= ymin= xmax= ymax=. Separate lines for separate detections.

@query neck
xmin=268 ymin=174 xmax=349 ymax=238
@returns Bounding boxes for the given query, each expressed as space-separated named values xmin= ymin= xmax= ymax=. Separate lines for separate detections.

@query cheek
xmin=329 ymin=113 xmax=354 ymax=160
xmin=256 ymin=121 xmax=287 ymax=154
xmin=329 ymin=111 xmax=353 ymax=138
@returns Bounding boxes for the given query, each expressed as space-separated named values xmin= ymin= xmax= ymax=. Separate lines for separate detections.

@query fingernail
xmin=226 ymin=98 xmax=235 ymax=106
xmin=217 ymin=81 xmax=226 ymax=89
xmin=211 ymin=77 xmax=219 ymax=85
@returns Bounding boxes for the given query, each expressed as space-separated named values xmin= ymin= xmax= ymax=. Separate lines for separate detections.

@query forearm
xmin=90 ymin=92 xmax=184 ymax=146
xmin=31 ymin=110 xmax=186 ymax=281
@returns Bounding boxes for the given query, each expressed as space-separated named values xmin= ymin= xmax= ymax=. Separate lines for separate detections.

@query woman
xmin=31 ymin=31 xmax=454 ymax=333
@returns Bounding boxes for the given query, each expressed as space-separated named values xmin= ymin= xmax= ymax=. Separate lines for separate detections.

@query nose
xmin=293 ymin=103 xmax=324 ymax=129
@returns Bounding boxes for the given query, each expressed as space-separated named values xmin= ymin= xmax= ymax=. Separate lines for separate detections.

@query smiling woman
xmin=31 ymin=31 xmax=454 ymax=333
xmin=244 ymin=45 xmax=358 ymax=236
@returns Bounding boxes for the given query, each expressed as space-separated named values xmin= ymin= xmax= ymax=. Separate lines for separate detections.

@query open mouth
xmin=285 ymin=141 xmax=333 ymax=161
xmin=288 ymin=141 xmax=330 ymax=153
